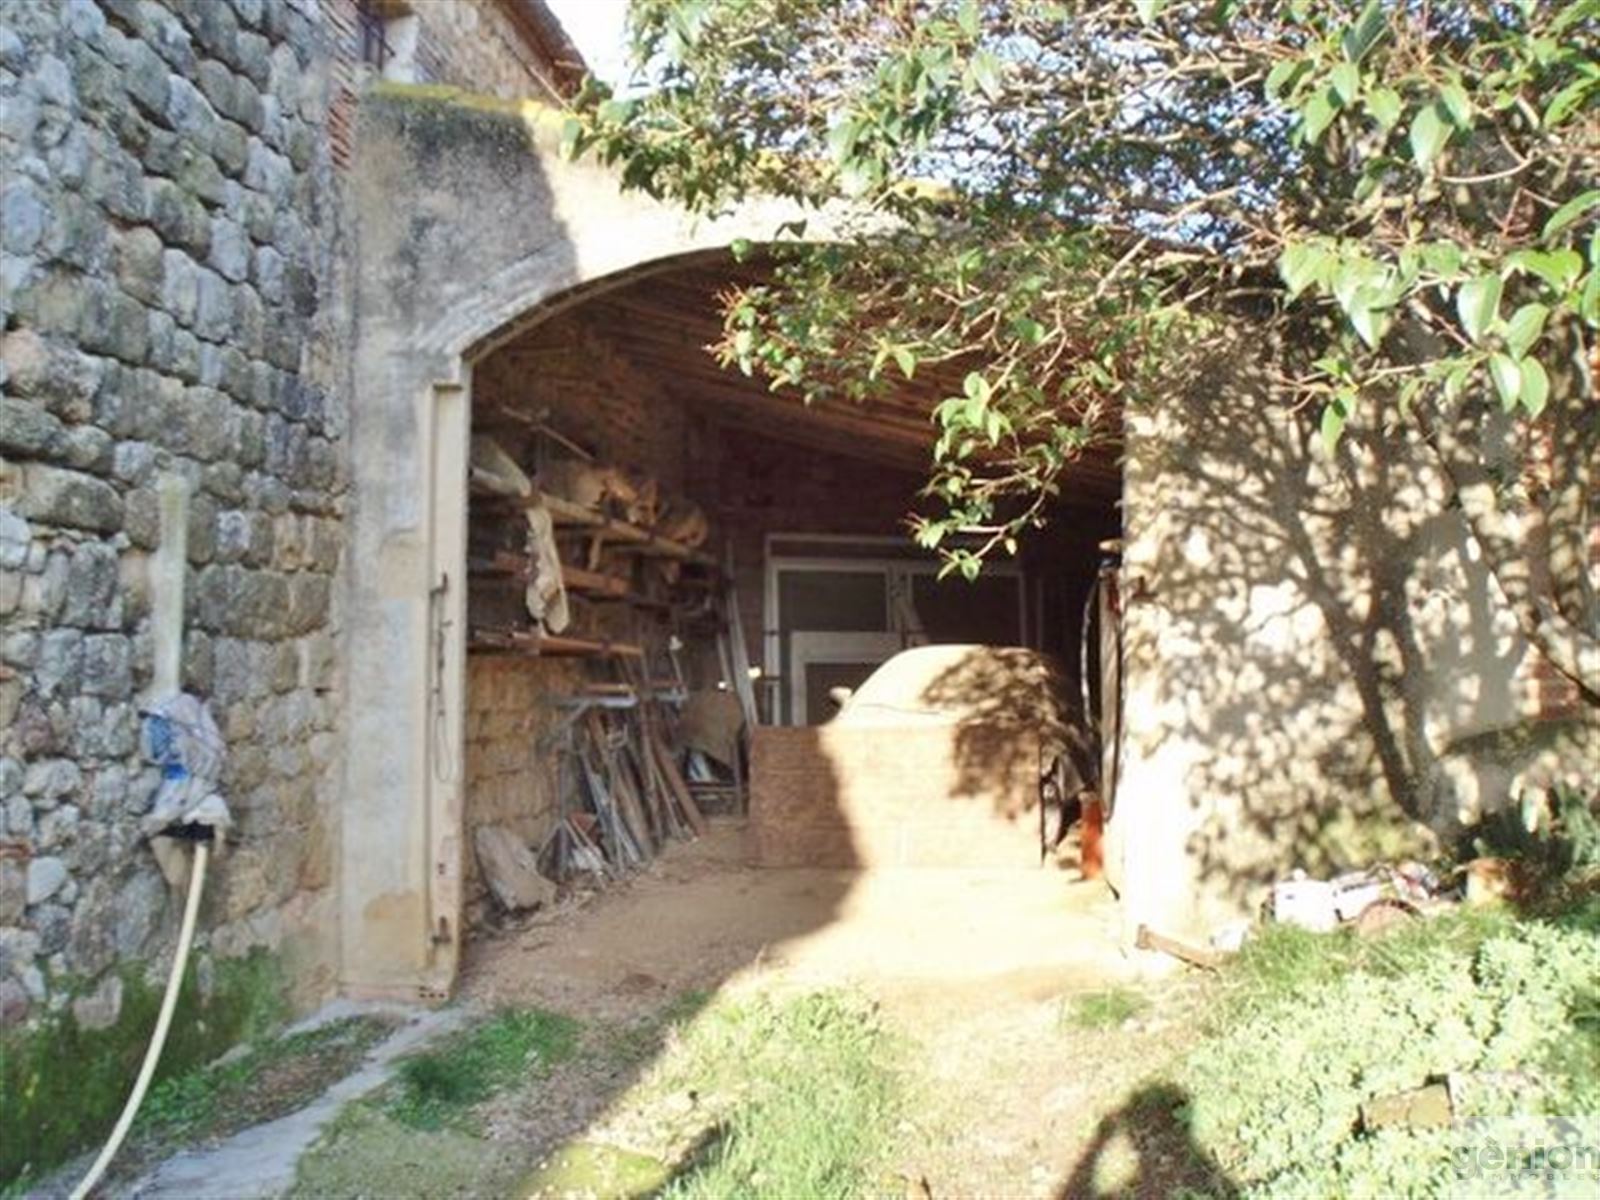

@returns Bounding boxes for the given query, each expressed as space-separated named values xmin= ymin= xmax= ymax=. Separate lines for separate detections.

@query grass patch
xmin=1063 ymin=987 xmax=1150 ymax=1030
xmin=603 ymin=990 xmax=906 ymax=1200
xmin=1211 ymin=902 xmax=1520 ymax=1025
xmin=383 ymin=1007 xmax=581 ymax=1132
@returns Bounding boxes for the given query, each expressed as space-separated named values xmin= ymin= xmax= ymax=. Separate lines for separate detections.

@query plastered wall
xmin=1109 ymin=334 xmax=1597 ymax=939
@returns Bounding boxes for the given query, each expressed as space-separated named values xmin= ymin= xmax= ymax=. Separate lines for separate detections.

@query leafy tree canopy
xmin=567 ymin=0 xmax=1599 ymax=691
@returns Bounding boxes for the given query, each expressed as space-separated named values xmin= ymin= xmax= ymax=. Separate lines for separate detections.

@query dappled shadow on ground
xmin=1057 ymin=1082 xmax=1237 ymax=1200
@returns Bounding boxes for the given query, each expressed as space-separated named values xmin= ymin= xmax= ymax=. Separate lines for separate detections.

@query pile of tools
xmin=538 ymin=686 xmax=708 ymax=886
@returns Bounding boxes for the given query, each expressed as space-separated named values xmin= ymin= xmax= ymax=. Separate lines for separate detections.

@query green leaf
xmin=963 ymin=371 xmax=991 ymax=406
xmin=1320 ymin=397 xmax=1349 ymax=455
xmin=1365 ymin=86 xmax=1402 ymax=130
xmin=892 ymin=346 xmax=917 ymax=380
xmin=1488 ymin=352 xmax=1522 ymax=411
xmin=1543 ymin=190 xmax=1600 ymax=240
xmin=1330 ymin=63 xmax=1361 ymax=105
xmin=956 ymin=0 xmax=980 ymax=38
xmin=1438 ymin=82 xmax=1473 ymax=128
xmin=730 ymin=237 xmax=753 ymax=262
xmin=1504 ymin=303 xmax=1548 ymax=358
xmin=1519 ymin=357 xmax=1549 ymax=416
xmin=1134 ymin=0 xmax=1169 ymax=22
xmin=1341 ymin=0 xmax=1385 ymax=61
xmin=1408 ymin=104 xmax=1450 ymax=171
xmin=827 ymin=116 xmax=863 ymax=163
xmin=969 ymin=49 xmax=1003 ymax=101
xmin=1420 ymin=241 xmax=1463 ymax=279
xmin=1456 ymin=274 xmax=1502 ymax=343
xmin=1507 ymin=248 xmax=1583 ymax=290
xmin=558 ymin=116 xmax=582 ymax=160
xmin=1279 ymin=240 xmax=1331 ymax=297
xmin=1265 ymin=59 xmax=1304 ymax=100
xmin=1301 ymin=89 xmax=1338 ymax=143
xmin=1443 ymin=358 xmax=1473 ymax=404
xmin=1345 ymin=293 xmax=1390 ymax=349
xmin=1543 ymin=76 xmax=1596 ymax=127
xmin=1011 ymin=316 xmax=1046 ymax=345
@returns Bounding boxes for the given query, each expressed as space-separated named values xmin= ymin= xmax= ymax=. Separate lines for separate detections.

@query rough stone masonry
xmin=1 ymin=0 xmax=348 ymax=1030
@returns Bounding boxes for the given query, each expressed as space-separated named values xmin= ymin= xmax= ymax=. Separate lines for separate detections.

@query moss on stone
xmin=0 ymin=948 xmax=288 ymax=1188
xmin=365 ymin=79 xmax=567 ymax=135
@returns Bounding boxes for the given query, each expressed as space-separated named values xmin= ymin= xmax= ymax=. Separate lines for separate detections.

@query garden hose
xmin=70 ymin=839 xmax=210 ymax=1200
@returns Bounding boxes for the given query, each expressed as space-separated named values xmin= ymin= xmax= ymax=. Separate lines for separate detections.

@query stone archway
xmin=338 ymin=85 xmax=817 ymax=999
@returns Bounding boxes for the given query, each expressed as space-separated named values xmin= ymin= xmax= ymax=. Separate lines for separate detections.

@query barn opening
xmin=458 ymin=249 xmax=1121 ymax=939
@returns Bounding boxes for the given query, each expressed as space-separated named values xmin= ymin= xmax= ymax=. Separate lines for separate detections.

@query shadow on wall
xmin=914 ymin=645 xmax=1092 ymax=816
xmin=1121 ymin=333 xmax=1586 ymax=915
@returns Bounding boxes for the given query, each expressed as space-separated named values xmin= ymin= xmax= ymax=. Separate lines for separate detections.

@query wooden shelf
xmin=470 ymin=481 xmax=716 ymax=569
xmin=561 ymin=565 xmax=629 ymax=598
xmin=468 ymin=628 xmax=644 ymax=659
xmin=468 ymin=551 xmax=529 ymax=580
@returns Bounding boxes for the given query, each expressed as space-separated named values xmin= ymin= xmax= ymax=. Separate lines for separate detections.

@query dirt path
xmin=463 ymin=820 xmax=1135 ymax=1018
xmin=273 ymin=821 xmax=1206 ymax=1198
xmin=451 ymin=821 xmax=1198 ymax=1197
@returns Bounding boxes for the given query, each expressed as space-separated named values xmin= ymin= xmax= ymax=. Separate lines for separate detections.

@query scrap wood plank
xmin=1134 ymin=924 xmax=1226 ymax=971
xmin=648 ymin=728 xmax=708 ymax=836
xmin=721 ymin=543 xmax=759 ymax=730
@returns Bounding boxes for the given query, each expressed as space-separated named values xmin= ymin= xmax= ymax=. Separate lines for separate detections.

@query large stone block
xmin=0 ymin=398 xmax=65 ymax=459
xmin=61 ymin=542 xmax=121 ymax=628
xmin=147 ymin=178 xmax=211 ymax=257
xmin=17 ymin=465 xmax=122 ymax=532
xmin=81 ymin=634 xmax=132 ymax=698
xmin=113 ymin=225 xmax=166 ymax=306
xmin=0 ymin=328 xmax=104 ymax=423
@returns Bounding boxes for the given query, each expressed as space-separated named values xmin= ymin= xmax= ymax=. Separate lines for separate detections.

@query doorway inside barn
xmin=457 ymin=249 xmax=1121 ymax=942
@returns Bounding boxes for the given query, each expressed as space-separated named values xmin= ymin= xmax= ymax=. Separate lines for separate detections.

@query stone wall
xmin=0 ymin=0 xmax=345 ymax=1030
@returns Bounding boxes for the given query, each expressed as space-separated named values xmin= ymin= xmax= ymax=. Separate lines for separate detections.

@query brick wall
xmin=748 ymin=725 xmax=1045 ymax=868
xmin=465 ymin=311 xmax=691 ymax=931
xmin=473 ymin=309 xmax=692 ymax=497
xmin=699 ymin=424 xmax=932 ymax=670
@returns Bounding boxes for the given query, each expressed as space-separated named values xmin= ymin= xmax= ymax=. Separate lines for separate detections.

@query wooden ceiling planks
xmin=485 ymin=257 xmax=1123 ymax=504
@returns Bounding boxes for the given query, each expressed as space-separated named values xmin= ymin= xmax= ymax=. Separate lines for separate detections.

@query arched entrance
xmin=337 ymin=85 xmax=1121 ymax=1000
xmin=336 ymin=86 xmax=826 ymax=999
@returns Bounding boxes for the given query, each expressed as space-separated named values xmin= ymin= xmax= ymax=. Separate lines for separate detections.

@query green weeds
xmin=1178 ymin=898 xmax=1600 ymax=1197
xmin=1062 ymin=986 xmax=1150 ymax=1030
xmin=382 ymin=1007 xmax=581 ymax=1132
